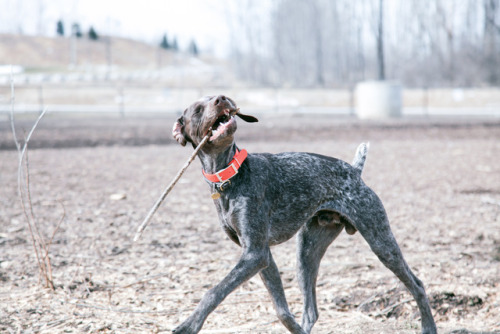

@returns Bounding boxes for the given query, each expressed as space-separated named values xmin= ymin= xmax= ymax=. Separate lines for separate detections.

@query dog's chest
xmin=213 ymin=195 xmax=246 ymax=237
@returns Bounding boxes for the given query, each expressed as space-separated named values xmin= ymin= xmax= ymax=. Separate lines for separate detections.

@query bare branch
xmin=10 ymin=73 xmax=57 ymax=289
xmin=9 ymin=66 xmax=20 ymax=151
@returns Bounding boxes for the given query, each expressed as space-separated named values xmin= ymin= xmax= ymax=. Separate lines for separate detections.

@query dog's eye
xmin=194 ymin=106 xmax=203 ymax=114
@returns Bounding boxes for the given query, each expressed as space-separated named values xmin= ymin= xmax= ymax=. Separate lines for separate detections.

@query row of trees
xmin=160 ymin=34 xmax=199 ymax=56
xmin=229 ymin=0 xmax=500 ymax=88
xmin=57 ymin=20 xmax=98 ymax=40
xmin=160 ymin=34 xmax=179 ymax=51
xmin=57 ymin=20 xmax=199 ymax=56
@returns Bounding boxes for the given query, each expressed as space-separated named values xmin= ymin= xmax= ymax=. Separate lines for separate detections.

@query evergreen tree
xmin=88 ymin=26 xmax=99 ymax=40
xmin=56 ymin=20 xmax=64 ymax=36
xmin=160 ymin=34 xmax=169 ymax=49
xmin=188 ymin=39 xmax=199 ymax=56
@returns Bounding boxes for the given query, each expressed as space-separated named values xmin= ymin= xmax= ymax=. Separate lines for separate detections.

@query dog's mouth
xmin=208 ymin=108 xmax=238 ymax=141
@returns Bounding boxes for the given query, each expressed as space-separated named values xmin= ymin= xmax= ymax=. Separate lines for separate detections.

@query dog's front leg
xmin=173 ymin=246 xmax=271 ymax=333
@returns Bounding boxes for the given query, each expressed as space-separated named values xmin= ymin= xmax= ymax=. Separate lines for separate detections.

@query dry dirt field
xmin=0 ymin=113 xmax=499 ymax=333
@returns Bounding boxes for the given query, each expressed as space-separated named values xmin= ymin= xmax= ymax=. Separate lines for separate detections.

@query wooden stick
xmin=133 ymin=133 xmax=211 ymax=242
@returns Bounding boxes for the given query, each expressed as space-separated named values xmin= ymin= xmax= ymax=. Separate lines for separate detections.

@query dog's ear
xmin=172 ymin=116 xmax=187 ymax=146
xmin=236 ymin=111 xmax=259 ymax=123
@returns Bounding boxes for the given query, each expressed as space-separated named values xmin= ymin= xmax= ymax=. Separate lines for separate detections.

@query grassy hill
xmin=0 ymin=34 xmax=239 ymax=88
xmin=0 ymin=33 xmax=177 ymax=70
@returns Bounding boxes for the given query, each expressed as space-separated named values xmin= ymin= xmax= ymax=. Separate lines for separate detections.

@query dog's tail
xmin=352 ymin=142 xmax=370 ymax=174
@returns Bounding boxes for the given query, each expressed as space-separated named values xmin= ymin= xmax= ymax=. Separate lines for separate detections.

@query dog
xmin=171 ymin=95 xmax=437 ymax=333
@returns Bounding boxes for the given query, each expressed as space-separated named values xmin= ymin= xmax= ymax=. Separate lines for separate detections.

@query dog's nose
xmin=213 ymin=95 xmax=226 ymax=106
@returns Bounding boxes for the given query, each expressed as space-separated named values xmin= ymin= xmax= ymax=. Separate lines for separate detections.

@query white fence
xmin=1 ymin=84 xmax=499 ymax=117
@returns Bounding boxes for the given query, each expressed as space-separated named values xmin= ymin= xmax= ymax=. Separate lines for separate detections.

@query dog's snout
xmin=214 ymin=95 xmax=226 ymax=106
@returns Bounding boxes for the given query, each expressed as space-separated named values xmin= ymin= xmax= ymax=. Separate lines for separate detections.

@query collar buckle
xmin=218 ymin=179 xmax=231 ymax=192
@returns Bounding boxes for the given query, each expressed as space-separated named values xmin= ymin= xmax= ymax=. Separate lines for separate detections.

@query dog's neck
xmin=197 ymin=143 xmax=238 ymax=174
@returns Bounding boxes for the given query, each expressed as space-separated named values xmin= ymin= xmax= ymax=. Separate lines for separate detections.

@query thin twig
xmin=24 ymin=149 xmax=49 ymax=262
xmin=9 ymin=66 xmax=20 ymax=151
xmin=22 ymin=149 xmax=50 ymax=285
xmin=43 ymin=318 xmax=70 ymax=329
xmin=356 ymin=291 xmax=381 ymax=311
xmin=133 ymin=133 xmax=211 ymax=242
xmin=10 ymin=73 xmax=45 ymax=286
xmin=10 ymin=72 xmax=55 ymax=289
xmin=19 ymin=196 xmax=45 ymax=284
xmin=18 ymin=107 xmax=48 ymax=163
xmin=357 ymin=285 xmax=399 ymax=312
xmin=9 ymin=71 xmax=56 ymax=289
xmin=45 ymin=201 xmax=66 ymax=255
xmin=16 ymin=108 xmax=54 ymax=289
xmin=42 ymin=201 xmax=65 ymax=287
xmin=120 ymin=272 xmax=171 ymax=289
xmin=373 ymin=298 xmax=413 ymax=317
xmin=72 ymin=301 xmax=184 ymax=315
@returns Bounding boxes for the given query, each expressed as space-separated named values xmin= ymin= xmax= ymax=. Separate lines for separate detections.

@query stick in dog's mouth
xmin=207 ymin=108 xmax=239 ymax=141
xmin=133 ymin=131 xmax=211 ymax=242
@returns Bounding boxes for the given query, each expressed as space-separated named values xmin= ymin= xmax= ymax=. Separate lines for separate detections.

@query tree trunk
xmin=377 ymin=0 xmax=385 ymax=80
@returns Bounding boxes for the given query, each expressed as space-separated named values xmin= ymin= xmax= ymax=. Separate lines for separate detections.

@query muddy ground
xmin=0 ymin=113 xmax=499 ymax=333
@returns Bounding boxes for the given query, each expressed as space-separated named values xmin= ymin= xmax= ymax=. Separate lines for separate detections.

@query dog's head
xmin=172 ymin=95 xmax=258 ymax=149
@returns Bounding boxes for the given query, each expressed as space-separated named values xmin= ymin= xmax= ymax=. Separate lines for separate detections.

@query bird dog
xmin=170 ymin=95 xmax=437 ymax=334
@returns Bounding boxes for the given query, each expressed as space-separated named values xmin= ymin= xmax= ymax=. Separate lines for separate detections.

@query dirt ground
xmin=0 ymin=112 xmax=499 ymax=333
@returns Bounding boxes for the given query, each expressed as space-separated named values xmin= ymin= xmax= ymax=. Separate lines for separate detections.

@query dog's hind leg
xmin=296 ymin=220 xmax=344 ymax=334
xmin=259 ymin=253 xmax=306 ymax=334
xmin=353 ymin=195 xmax=437 ymax=334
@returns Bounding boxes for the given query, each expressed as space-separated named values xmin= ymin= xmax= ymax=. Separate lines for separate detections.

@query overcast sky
xmin=0 ymin=0 xmax=235 ymax=56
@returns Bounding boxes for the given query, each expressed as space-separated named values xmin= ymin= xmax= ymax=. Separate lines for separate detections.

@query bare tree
xmin=376 ymin=0 xmax=385 ymax=80
xmin=9 ymin=73 xmax=64 ymax=290
xmin=311 ymin=0 xmax=325 ymax=86
xmin=229 ymin=0 xmax=500 ymax=88
xmin=483 ymin=0 xmax=500 ymax=83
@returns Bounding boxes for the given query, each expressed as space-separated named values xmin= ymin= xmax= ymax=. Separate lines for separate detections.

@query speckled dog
xmin=171 ymin=95 xmax=437 ymax=334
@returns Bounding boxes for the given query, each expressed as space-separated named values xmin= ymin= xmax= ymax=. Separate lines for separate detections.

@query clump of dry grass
xmin=9 ymin=67 xmax=64 ymax=290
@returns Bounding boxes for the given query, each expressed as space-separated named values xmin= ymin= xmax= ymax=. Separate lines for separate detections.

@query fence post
xmin=38 ymin=85 xmax=45 ymax=114
xmin=118 ymin=86 xmax=125 ymax=117
xmin=274 ymin=88 xmax=280 ymax=113
xmin=349 ymin=86 xmax=355 ymax=116
xmin=423 ymin=86 xmax=429 ymax=117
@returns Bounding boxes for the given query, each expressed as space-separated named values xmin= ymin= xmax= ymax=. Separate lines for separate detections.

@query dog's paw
xmin=172 ymin=318 xmax=201 ymax=334
xmin=172 ymin=325 xmax=193 ymax=334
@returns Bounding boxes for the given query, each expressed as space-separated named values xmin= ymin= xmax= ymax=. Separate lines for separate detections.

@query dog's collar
xmin=202 ymin=149 xmax=247 ymax=184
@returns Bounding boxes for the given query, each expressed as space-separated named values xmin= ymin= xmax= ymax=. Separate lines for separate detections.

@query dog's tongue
xmin=236 ymin=111 xmax=258 ymax=123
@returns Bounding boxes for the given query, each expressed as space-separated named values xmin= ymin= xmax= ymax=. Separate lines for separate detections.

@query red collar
xmin=202 ymin=149 xmax=248 ymax=183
